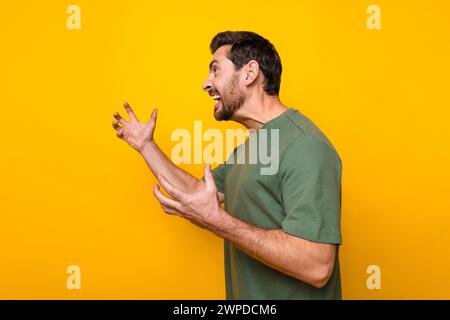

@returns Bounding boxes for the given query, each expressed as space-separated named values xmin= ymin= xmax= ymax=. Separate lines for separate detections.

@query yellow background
xmin=1 ymin=0 xmax=449 ymax=299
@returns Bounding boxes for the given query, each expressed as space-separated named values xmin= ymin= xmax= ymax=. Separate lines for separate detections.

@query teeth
xmin=212 ymin=95 xmax=221 ymax=101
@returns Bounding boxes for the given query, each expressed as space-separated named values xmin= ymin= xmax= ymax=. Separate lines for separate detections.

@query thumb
xmin=149 ymin=108 xmax=158 ymax=123
xmin=204 ymin=163 xmax=216 ymax=189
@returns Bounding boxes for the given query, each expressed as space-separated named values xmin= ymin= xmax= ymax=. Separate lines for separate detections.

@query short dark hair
xmin=210 ymin=31 xmax=282 ymax=96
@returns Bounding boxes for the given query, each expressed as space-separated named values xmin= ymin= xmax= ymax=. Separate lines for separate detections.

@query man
xmin=111 ymin=31 xmax=343 ymax=299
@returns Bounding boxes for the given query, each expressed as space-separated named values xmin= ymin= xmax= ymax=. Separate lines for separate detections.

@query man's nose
xmin=202 ymin=79 xmax=212 ymax=93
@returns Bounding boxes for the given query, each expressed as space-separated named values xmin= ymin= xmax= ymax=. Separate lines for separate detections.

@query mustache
xmin=209 ymin=89 xmax=221 ymax=96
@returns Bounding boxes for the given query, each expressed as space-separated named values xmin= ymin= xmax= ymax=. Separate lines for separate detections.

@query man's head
xmin=202 ymin=31 xmax=282 ymax=121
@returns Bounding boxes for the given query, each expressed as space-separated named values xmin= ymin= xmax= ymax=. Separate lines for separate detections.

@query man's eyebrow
xmin=209 ymin=59 xmax=218 ymax=71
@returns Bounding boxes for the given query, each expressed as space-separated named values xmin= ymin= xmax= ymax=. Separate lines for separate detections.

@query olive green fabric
xmin=209 ymin=108 xmax=342 ymax=300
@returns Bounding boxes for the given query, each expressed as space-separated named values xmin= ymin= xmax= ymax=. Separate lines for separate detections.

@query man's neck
xmin=231 ymin=96 xmax=289 ymax=131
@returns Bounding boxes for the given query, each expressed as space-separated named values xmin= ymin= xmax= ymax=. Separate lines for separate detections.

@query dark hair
xmin=210 ymin=31 xmax=282 ymax=96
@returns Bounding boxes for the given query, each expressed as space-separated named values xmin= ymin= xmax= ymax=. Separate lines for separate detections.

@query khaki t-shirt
xmin=210 ymin=108 xmax=342 ymax=300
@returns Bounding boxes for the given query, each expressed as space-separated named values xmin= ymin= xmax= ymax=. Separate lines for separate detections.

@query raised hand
xmin=112 ymin=102 xmax=158 ymax=153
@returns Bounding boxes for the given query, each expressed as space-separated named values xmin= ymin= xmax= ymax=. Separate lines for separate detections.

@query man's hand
xmin=153 ymin=164 xmax=224 ymax=231
xmin=112 ymin=102 xmax=157 ymax=153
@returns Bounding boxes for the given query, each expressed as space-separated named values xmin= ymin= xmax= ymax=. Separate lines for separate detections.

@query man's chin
xmin=213 ymin=110 xmax=225 ymax=121
xmin=213 ymin=102 xmax=237 ymax=121
xmin=213 ymin=103 xmax=226 ymax=121
xmin=214 ymin=109 xmax=233 ymax=121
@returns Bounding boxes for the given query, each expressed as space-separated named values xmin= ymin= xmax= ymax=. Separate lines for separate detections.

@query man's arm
xmin=153 ymin=165 xmax=336 ymax=289
xmin=139 ymin=141 xmax=201 ymax=192
xmin=214 ymin=208 xmax=336 ymax=288
xmin=112 ymin=102 xmax=224 ymax=202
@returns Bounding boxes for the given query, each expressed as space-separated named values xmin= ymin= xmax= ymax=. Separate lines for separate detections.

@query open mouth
xmin=212 ymin=94 xmax=222 ymax=110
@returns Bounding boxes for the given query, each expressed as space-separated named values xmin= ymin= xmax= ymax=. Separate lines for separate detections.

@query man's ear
xmin=244 ymin=60 xmax=260 ymax=84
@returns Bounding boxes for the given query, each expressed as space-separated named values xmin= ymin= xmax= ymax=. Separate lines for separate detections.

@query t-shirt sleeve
xmin=280 ymin=135 xmax=342 ymax=244
xmin=201 ymin=163 xmax=227 ymax=194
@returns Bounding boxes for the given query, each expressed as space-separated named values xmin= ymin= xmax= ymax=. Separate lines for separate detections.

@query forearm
xmin=140 ymin=141 xmax=201 ymax=192
xmin=212 ymin=208 xmax=333 ymax=288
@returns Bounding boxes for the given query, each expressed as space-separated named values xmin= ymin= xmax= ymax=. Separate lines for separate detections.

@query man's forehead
xmin=212 ymin=45 xmax=232 ymax=63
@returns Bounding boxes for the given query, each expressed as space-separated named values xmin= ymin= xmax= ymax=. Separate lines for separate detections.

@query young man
xmin=112 ymin=31 xmax=343 ymax=299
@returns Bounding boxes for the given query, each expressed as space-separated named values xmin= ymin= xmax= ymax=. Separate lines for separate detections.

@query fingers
xmin=153 ymin=184 xmax=182 ymax=211
xmin=112 ymin=119 xmax=121 ymax=130
xmin=116 ymin=127 xmax=124 ymax=138
xmin=156 ymin=174 xmax=188 ymax=201
xmin=112 ymin=118 xmax=125 ymax=138
xmin=113 ymin=112 xmax=128 ymax=125
xmin=123 ymin=101 xmax=137 ymax=121
xmin=112 ymin=105 xmax=131 ymax=138
xmin=161 ymin=204 xmax=181 ymax=215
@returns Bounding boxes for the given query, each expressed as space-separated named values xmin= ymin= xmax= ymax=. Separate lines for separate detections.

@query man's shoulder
xmin=281 ymin=133 xmax=340 ymax=163
xmin=278 ymin=109 xmax=340 ymax=160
